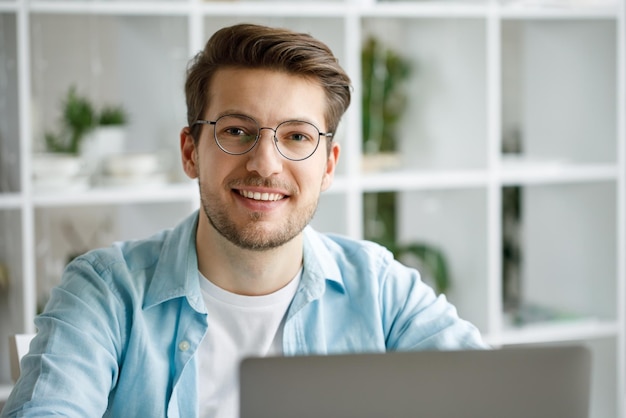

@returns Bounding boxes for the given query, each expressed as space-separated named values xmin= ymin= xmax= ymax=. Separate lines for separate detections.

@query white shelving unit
xmin=0 ymin=1 xmax=624 ymax=416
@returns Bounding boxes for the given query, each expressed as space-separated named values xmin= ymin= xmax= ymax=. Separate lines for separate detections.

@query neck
xmin=195 ymin=215 xmax=304 ymax=296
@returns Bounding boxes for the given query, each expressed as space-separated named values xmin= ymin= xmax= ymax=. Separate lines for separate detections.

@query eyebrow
xmin=211 ymin=111 xmax=324 ymax=128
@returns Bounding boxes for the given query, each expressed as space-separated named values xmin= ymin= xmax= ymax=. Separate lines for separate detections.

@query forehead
xmin=207 ymin=67 xmax=327 ymax=127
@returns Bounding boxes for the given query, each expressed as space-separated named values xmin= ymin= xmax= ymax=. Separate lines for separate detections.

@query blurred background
xmin=0 ymin=0 xmax=624 ymax=416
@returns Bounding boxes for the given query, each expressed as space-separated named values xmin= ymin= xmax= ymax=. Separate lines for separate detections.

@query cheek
xmin=295 ymin=163 xmax=328 ymax=192
xmin=198 ymin=151 xmax=245 ymax=187
xmin=196 ymin=149 xmax=217 ymax=182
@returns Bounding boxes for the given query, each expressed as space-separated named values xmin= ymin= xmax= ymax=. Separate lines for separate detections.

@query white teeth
xmin=239 ymin=190 xmax=284 ymax=201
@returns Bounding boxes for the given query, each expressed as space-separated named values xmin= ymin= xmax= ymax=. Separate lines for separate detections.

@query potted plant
xmin=34 ymin=86 xmax=96 ymax=192
xmin=44 ymin=86 xmax=96 ymax=155
xmin=361 ymin=36 xmax=411 ymax=172
xmin=34 ymin=86 xmax=130 ymax=189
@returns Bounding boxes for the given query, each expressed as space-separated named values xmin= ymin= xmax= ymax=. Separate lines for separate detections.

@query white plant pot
xmin=31 ymin=153 xmax=88 ymax=193
xmin=80 ymin=126 xmax=127 ymax=176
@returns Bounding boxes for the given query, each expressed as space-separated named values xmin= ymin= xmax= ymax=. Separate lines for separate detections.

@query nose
xmin=245 ymin=128 xmax=283 ymax=177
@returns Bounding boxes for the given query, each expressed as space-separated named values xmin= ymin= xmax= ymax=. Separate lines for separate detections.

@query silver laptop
xmin=240 ymin=345 xmax=591 ymax=418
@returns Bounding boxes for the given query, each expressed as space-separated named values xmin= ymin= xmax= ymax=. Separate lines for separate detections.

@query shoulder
xmin=77 ymin=211 xmax=198 ymax=274
xmin=72 ymin=227 xmax=172 ymax=278
xmin=303 ymin=226 xmax=405 ymax=290
xmin=305 ymin=226 xmax=393 ymax=263
xmin=59 ymin=211 xmax=198 ymax=299
xmin=305 ymin=224 xmax=388 ymax=253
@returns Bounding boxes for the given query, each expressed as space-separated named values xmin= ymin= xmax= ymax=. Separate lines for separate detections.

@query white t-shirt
xmin=197 ymin=270 xmax=301 ymax=418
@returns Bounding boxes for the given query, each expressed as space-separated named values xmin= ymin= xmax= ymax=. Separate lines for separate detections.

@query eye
xmin=224 ymin=127 xmax=247 ymax=137
xmin=288 ymin=132 xmax=312 ymax=142
xmin=216 ymin=115 xmax=259 ymax=141
xmin=277 ymin=121 xmax=318 ymax=143
xmin=219 ymin=124 xmax=257 ymax=143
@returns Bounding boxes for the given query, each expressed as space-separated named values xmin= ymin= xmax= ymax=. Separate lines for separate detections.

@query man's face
xmin=181 ymin=67 xmax=340 ymax=250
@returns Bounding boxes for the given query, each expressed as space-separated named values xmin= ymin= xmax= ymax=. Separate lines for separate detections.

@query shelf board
xmin=32 ymin=182 xmax=198 ymax=207
xmin=0 ymin=193 xmax=22 ymax=209
xmin=487 ymin=318 xmax=619 ymax=346
xmin=324 ymin=175 xmax=350 ymax=194
xmin=18 ymin=0 xmax=621 ymax=19
xmin=199 ymin=1 xmax=348 ymax=17
xmin=22 ymin=0 xmax=351 ymax=18
xmin=0 ymin=383 xmax=12 ymax=402
xmin=499 ymin=161 xmax=618 ymax=186
xmin=499 ymin=1 xmax=620 ymax=19
xmin=360 ymin=2 xmax=489 ymax=18
xmin=359 ymin=169 xmax=489 ymax=192
xmin=0 ymin=2 xmax=17 ymax=13
xmin=27 ymin=0 xmax=191 ymax=15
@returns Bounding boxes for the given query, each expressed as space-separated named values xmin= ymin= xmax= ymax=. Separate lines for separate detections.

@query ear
xmin=180 ymin=127 xmax=199 ymax=179
xmin=321 ymin=141 xmax=340 ymax=192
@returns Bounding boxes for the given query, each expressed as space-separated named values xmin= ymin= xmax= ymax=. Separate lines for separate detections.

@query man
xmin=2 ymin=24 xmax=486 ymax=418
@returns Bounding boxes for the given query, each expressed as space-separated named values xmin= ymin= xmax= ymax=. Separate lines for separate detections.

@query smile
xmin=239 ymin=190 xmax=285 ymax=202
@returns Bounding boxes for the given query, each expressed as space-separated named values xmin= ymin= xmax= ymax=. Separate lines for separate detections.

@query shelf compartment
xmin=505 ymin=181 xmax=618 ymax=325
xmin=391 ymin=188 xmax=489 ymax=331
xmin=33 ymin=202 xmax=197 ymax=311
xmin=361 ymin=17 xmax=488 ymax=171
xmin=29 ymin=13 xmax=188 ymax=164
xmin=501 ymin=18 xmax=618 ymax=165
xmin=0 ymin=209 xmax=24 ymax=386
xmin=0 ymin=12 xmax=20 ymax=194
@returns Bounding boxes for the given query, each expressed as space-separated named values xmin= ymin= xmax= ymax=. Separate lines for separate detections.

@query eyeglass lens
xmin=214 ymin=114 xmax=321 ymax=160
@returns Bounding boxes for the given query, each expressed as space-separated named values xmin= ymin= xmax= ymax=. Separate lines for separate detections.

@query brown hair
xmin=184 ymin=23 xmax=352 ymax=145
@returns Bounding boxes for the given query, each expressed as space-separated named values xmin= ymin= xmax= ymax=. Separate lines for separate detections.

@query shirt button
xmin=178 ymin=340 xmax=190 ymax=352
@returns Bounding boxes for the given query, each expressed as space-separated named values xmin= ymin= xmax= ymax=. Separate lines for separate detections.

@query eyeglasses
xmin=193 ymin=114 xmax=333 ymax=161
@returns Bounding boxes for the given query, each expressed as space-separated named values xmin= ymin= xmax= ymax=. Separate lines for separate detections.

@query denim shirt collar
xmin=143 ymin=211 xmax=206 ymax=314
xmin=287 ymin=226 xmax=346 ymax=318
xmin=142 ymin=211 xmax=344 ymax=315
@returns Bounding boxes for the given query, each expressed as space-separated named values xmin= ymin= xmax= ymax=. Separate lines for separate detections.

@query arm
xmin=2 ymin=255 xmax=126 ymax=417
xmin=380 ymin=256 xmax=488 ymax=351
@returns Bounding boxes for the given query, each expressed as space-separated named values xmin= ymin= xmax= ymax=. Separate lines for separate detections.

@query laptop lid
xmin=240 ymin=345 xmax=591 ymax=418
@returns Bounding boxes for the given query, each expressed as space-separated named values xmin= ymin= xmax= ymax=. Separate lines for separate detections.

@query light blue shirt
xmin=2 ymin=210 xmax=486 ymax=417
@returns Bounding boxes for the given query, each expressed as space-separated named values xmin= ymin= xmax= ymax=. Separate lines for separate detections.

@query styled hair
xmin=184 ymin=23 xmax=352 ymax=144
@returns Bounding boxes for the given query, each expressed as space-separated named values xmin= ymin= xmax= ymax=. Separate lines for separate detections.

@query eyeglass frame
xmin=193 ymin=114 xmax=334 ymax=162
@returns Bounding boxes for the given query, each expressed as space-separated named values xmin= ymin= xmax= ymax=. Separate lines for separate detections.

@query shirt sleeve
xmin=379 ymin=255 xmax=489 ymax=351
xmin=1 ymin=255 xmax=125 ymax=417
